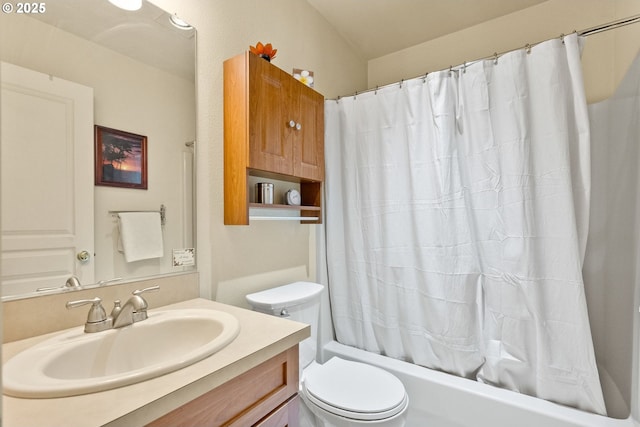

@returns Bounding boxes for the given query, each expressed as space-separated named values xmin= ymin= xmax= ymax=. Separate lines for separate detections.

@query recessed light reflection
xmin=169 ymin=14 xmax=193 ymax=30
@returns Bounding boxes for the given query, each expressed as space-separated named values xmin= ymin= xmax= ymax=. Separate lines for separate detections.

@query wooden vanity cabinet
xmin=147 ymin=346 xmax=299 ymax=427
xmin=224 ymin=51 xmax=324 ymax=225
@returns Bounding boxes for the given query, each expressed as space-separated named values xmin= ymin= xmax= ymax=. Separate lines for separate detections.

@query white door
xmin=1 ymin=62 xmax=94 ymax=297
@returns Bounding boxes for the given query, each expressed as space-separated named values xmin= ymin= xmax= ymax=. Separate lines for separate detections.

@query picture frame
xmin=94 ymin=125 xmax=148 ymax=189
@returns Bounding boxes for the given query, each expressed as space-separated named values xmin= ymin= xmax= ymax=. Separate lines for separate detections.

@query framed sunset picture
xmin=94 ymin=125 xmax=147 ymax=189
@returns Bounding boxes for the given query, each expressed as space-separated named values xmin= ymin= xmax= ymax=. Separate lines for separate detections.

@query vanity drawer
xmin=147 ymin=345 xmax=299 ymax=427
xmin=255 ymin=395 xmax=299 ymax=427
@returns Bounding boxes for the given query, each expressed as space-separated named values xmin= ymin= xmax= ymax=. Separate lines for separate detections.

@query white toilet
xmin=246 ymin=282 xmax=408 ymax=427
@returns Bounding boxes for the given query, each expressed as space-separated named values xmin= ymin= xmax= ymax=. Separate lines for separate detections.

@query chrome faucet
xmin=112 ymin=286 xmax=159 ymax=328
xmin=66 ymin=285 xmax=160 ymax=333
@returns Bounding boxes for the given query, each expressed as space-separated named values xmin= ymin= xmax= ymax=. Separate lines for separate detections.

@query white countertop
xmin=2 ymin=298 xmax=310 ymax=427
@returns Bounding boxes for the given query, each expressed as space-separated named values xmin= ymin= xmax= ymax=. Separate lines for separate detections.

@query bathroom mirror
xmin=0 ymin=0 xmax=196 ymax=300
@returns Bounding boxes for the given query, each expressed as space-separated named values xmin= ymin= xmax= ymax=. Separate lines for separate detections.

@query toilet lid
xmin=302 ymin=357 xmax=408 ymax=421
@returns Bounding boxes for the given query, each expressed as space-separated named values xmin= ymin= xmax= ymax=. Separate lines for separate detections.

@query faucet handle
xmin=127 ymin=285 xmax=159 ymax=323
xmin=66 ymin=297 xmax=107 ymax=321
xmin=133 ymin=285 xmax=160 ymax=296
xmin=96 ymin=277 xmax=122 ymax=286
xmin=132 ymin=285 xmax=160 ymax=309
xmin=66 ymin=297 xmax=112 ymax=332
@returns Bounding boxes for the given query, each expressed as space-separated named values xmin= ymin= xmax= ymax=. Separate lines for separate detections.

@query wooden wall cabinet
xmin=147 ymin=346 xmax=299 ymax=427
xmin=224 ymin=51 xmax=324 ymax=225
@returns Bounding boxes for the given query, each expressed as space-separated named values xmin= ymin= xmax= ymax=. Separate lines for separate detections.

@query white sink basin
xmin=3 ymin=308 xmax=240 ymax=398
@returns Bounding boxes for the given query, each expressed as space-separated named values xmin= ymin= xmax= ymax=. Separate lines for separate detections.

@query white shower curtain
xmin=324 ymin=34 xmax=606 ymax=415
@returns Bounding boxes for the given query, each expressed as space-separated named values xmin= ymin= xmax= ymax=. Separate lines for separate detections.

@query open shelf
xmin=249 ymin=203 xmax=321 ymax=222
xmin=249 ymin=203 xmax=321 ymax=211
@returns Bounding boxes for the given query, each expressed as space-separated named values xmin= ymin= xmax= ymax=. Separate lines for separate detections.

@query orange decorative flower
xmin=250 ymin=42 xmax=277 ymax=61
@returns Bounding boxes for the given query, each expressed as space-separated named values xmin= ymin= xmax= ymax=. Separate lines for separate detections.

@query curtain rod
xmin=331 ymin=13 xmax=640 ymax=101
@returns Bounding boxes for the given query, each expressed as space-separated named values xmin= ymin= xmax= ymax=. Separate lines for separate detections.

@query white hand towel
xmin=118 ymin=212 xmax=164 ymax=262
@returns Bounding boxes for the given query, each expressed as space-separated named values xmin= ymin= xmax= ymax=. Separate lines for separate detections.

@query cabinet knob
xmin=288 ymin=120 xmax=296 ymax=128
xmin=295 ymin=122 xmax=302 ymax=131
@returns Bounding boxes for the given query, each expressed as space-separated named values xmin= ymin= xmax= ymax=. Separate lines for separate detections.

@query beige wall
xmin=368 ymin=0 xmax=640 ymax=103
xmin=148 ymin=0 xmax=368 ymax=307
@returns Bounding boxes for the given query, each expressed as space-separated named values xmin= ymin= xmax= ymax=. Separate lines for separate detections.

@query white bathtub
xmin=321 ymin=341 xmax=639 ymax=427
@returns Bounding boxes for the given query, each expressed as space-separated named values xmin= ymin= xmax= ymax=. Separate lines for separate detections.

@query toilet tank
xmin=246 ymin=282 xmax=324 ymax=370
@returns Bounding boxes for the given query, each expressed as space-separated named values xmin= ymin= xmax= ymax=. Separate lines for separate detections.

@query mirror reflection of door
xmin=1 ymin=61 xmax=94 ymax=295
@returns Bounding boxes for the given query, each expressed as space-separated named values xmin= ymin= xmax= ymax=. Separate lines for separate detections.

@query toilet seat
xmin=302 ymin=357 xmax=408 ymax=421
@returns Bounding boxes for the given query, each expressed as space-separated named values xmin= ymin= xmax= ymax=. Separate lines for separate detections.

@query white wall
xmin=0 ymin=15 xmax=196 ymax=283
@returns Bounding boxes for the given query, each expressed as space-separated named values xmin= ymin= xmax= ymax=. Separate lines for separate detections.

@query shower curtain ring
xmin=493 ymin=52 xmax=499 ymax=65
xmin=525 ymin=44 xmax=532 ymax=54
xmin=449 ymin=65 xmax=453 ymax=76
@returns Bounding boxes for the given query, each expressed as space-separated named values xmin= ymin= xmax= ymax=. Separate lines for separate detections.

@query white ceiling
xmin=30 ymin=0 xmax=195 ymax=81
xmin=306 ymin=0 xmax=548 ymax=60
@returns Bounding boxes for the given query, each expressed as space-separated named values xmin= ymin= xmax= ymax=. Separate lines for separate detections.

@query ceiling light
xmin=108 ymin=0 xmax=142 ymax=11
xmin=169 ymin=14 xmax=193 ymax=30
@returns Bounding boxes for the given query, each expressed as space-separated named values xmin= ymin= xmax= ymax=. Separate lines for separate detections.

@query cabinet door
xmin=147 ymin=347 xmax=299 ymax=427
xmin=249 ymin=54 xmax=293 ymax=175
xmin=292 ymin=82 xmax=324 ymax=181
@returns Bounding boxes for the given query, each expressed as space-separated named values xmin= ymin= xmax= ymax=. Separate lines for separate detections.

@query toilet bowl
xmin=246 ymin=282 xmax=408 ymax=427
xmin=301 ymin=358 xmax=408 ymax=427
